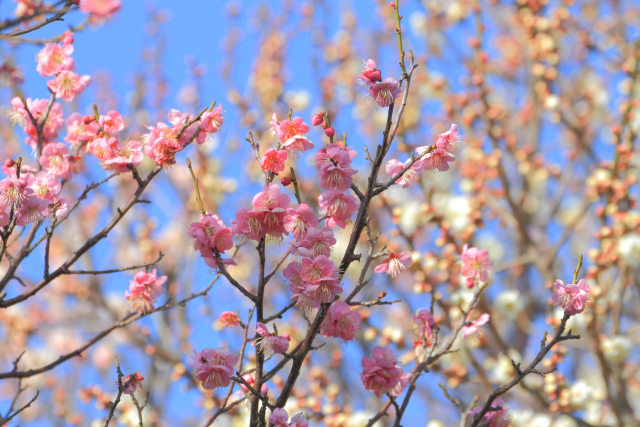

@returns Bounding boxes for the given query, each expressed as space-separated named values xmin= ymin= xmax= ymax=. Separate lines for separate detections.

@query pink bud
xmin=325 ymin=127 xmax=335 ymax=138
xmin=61 ymin=31 xmax=74 ymax=45
xmin=280 ymin=176 xmax=292 ymax=186
xmin=312 ymin=113 xmax=324 ymax=126
xmin=4 ymin=158 xmax=15 ymax=168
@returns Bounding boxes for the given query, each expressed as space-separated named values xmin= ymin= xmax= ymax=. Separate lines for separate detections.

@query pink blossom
xmin=168 ymin=109 xmax=207 ymax=145
xmin=30 ymin=172 xmax=61 ymax=202
xmin=199 ymin=105 xmax=224 ymax=133
xmin=552 ymin=279 xmax=590 ymax=316
xmin=291 ymin=227 xmax=335 ymax=258
xmin=411 ymin=309 xmax=435 ymax=347
xmin=434 ymin=123 xmax=461 ymax=153
xmin=315 ymin=143 xmax=358 ymax=191
xmin=118 ymin=372 xmax=144 ymax=395
xmin=218 ymin=311 xmax=240 ymax=328
xmin=232 ymin=208 xmax=264 ymax=242
xmin=271 ymin=113 xmax=314 ymax=152
xmin=188 ymin=212 xmax=234 ymax=268
xmin=359 ymin=58 xmax=382 ymax=86
xmin=102 ymin=140 xmax=144 ymax=174
xmin=99 ymin=110 xmax=125 ymax=134
xmin=417 ymin=146 xmax=455 ymax=172
xmin=65 ymin=113 xmax=100 ymax=147
xmin=10 ymin=97 xmax=64 ymax=146
xmin=61 ymin=31 xmax=74 ymax=45
xmin=299 ymin=255 xmax=336 ymax=284
xmin=460 ymin=245 xmax=491 ymax=285
xmin=318 ymin=190 xmax=359 ymax=228
xmin=125 ymin=269 xmax=167 ymax=313
xmin=47 ymin=71 xmax=91 ymax=102
xmin=260 ymin=148 xmax=288 ymax=174
xmin=251 ymin=183 xmax=290 ymax=238
xmin=283 ymin=203 xmax=318 ymax=240
xmin=368 ymin=78 xmax=401 ymax=107
xmin=36 ymin=42 xmax=74 ymax=77
xmin=143 ymin=122 xmax=183 ymax=166
xmin=39 ymin=142 xmax=72 ymax=179
xmin=385 ymin=158 xmax=421 ymax=188
xmin=15 ymin=194 xmax=49 ymax=226
xmin=311 ymin=113 xmax=324 ymax=126
xmin=320 ymin=301 xmax=361 ymax=341
xmin=79 ymin=0 xmax=121 ymax=23
xmin=0 ymin=172 xmax=34 ymax=209
xmin=374 ymin=251 xmax=412 ymax=277
xmin=253 ymin=322 xmax=289 ymax=356
xmin=469 ymin=398 xmax=510 ymax=427
xmin=269 ymin=408 xmax=308 ymax=427
xmin=189 ymin=348 xmax=238 ymax=390
xmin=239 ymin=374 xmax=268 ymax=396
xmin=461 ymin=313 xmax=490 ymax=339
xmin=361 ymin=346 xmax=408 ymax=397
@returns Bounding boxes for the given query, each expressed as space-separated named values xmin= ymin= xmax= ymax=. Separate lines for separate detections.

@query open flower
xmin=189 ymin=348 xmax=238 ymax=390
xmin=374 ymin=251 xmax=412 ymax=277
xmin=552 ymin=279 xmax=590 ymax=316
xmin=118 ymin=372 xmax=144 ymax=395
xmin=125 ymin=269 xmax=167 ymax=313
xmin=253 ymin=322 xmax=289 ymax=356
xmin=461 ymin=313 xmax=490 ymax=339
xmin=460 ymin=245 xmax=491 ymax=286
xmin=361 ymin=346 xmax=408 ymax=397
xmin=320 ymin=301 xmax=361 ymax=341
xmin=469 ymin=398 xmax=510 ymax=427
xmin=368 ymin=78 xmax=401 ymax=107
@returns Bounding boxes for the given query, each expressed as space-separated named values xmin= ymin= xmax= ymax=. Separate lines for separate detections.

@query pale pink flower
xmin=318 ymin=190 xmax=359 ymax=228
xmin=316 ymin=144 xmax=358 ymax=191
xmin=320 ymin=301 xmax=361 ymax=341
xmin=199 ymin=105 xmax=224 ymax=133
xmin=10 ymin=97 xmax=64 ymax=146
xmin=460 ymin=245 xmax=491 ymax=284
xmin=87 ymin=136 xmax=117 ymax=161
xmin=359 ymin=58 xmax=382 ymax=86
xmin=552 ymin=279 xmax=590 ymax=316
xmin=61 ymin=30 xmax=74 ymax=45
xmin=188 ymin=213 xmax=234 ymax=268
xmin=30 ymin=172 xmax=61 ymax=202
xmin=368 ymin=78 xmax=401 ymax=107
xmin=271 ymin=113 xmax=314 ymax=152
xmin=269 ymin=408 xmax=308 ymax=427
xmin=0 ymin=172 xmax=34 ymax=209
xmin=260 ymin=148 xmax=288 ymax=174
xmin=36 ymin=42 xmax=74 ymax=77
xmin=251 ymin=183 xmax=290 ymax=238
xmin=65 ymin=113 xmax=100 ymax=147
xmin=218 ymin=311 xmax=240 ymax=328
xmin=411 ymin=309 xmax=435 ymax=347
xmin=291 ymin=227 xmax=335 ymax=258
xmin=299 ymin=255 xmax=337 ymax=284
xmin=434 ymin=123 xmax=462 ymax=153
xmin=80 ymin=0 xmax=121 ymax=23
xmin=102 ymin=140 xmax=144 ymax=174
xmin=232 ymin=208 xmax=264 ymax=242
xmin=143 ymin=122 xmax=182 ymax=166
xmin=283 ymin=203 xmax=318 ymax=240
xmin=99 ymin=110 xmax=125 ymax=134
xmin=361 ymin=346 xmax=408 ymax=397
xmin=385 ymin=158 xmax=421 ymax=188
xmin=239 ymin=374 xmax=268 ymax=396
xmin=374 ymin=251 xmax=412 ymax=277
xmin=417 ymin=146 xmax=455 ymax=172
xmin=118 ymin=372 xmax=144 ymax=395
xmin=15 ymin=194 xmax=49 ymax=226
xmin=39 ymin=142 xmax=72 ymax=179
xmin=189 ymin=348 xmax=238 ymax=390
xmin=168 ymin=109 xmax=207 ymax=145
xmin=125 ymin=269 xmax=167 ymax=313
xmin=469 ymin=398 xmax=511 ymax=427
xmin=461 ymin=313 xmax=490 ymax=339
xmin=253 ymin=322 xmax=289 ymax=356
xmin=47 ymin=70 xmax=91 ymax=102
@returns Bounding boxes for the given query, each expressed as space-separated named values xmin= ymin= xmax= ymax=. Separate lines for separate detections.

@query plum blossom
xmin=269 ymin=408 xmax=308 ymax=427
xmin=232 ymin=208 xmax=265 ymax=242
xmin=80 ymin=0 xmax=121 ymax=24
xmin=291 ymin=227 xmax=335 ymax=258
xmin=199 ymin=105 xmax=224 ymax=133
xmin=469 ymin=398 xmax=511 ymax=427
xmin=318 ymin=190 xmax=359 ymax=228
xmin=385 ymin=158 xmax=421 ymax=188
xmin=253 ymin=322 xmax=289 ymax=356
xmin=411 ymin=309 xmax=435 ymax=347
xmin=552 ymin=279 xmax=590 ymax=316
xmin=36 ymin=42 xmax=74 ymax=77
xmin=271 ymin=113 xmax=313 ymax=152
xmin=39 ymin=142 xmax=72 ymax=179
xmin=369 ymin=78 xmax=401 ymax=107
xmin=358 ymin=58 xmax=382 ymax=86
xmin=286 ymin=256 xmax=342 ymax=308
xmin=416 ymin=124 xmax=461 ymax=172
xmin=189 ymin=348 xmax=238 ymax=390
xmin=118 ymin=372 xmax=144 ymax=395
xmin=47 ymin=70 xmax=91 ymax=102
xmin=102 ymin=140 xmax=144 ymax=174
xmin=460 ymin=245 xmax=491 ymax=287
xmin=260 ymin=148 xmax=288 ymax=174
xmin=283 ymin=203 xmax=318 ymax=240
xmin=361 ymin=346 xmax=408 ymax=397
xmin=188 ymin=213 xmax=234 ymax=269
xmin=374 ymin=251 xmax=412 ymax=277
xmin=462 ymin=313 xmax=490 ymax=339
xmin=320 ymin=301 xmax=361 ymax=341
xmin=143 ymin=122 xmax=182 ymax=166
xmin=168 ymin=109 xmax=207 ymax=145
xmin=15 ymin=194 xmax=49 ymax=226
xmin=10 ymin=97 xmax=64 ymax=147
xmin=65 ymin=113 xmax=100 ymax=147
xmin=0 ymin=172 xmax=34 ymax=209
xmin=251 ymin=183 xmax=290 ymax=238
xmin=99 ymin=110 xmax=125 ymax=134
xmin=30 ymin=172 xmax=61 ymax=202
xmin=125 ymin=269 xmax=167 ymax=313
xmin=218 ymin=311 xmax=240 ymax=328
xmin=315 ymin=143 xmax=358 ymax=192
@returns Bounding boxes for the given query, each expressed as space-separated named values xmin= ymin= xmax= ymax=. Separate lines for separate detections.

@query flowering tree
xmin=0 ymin=1 xmax=639 ymax=426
